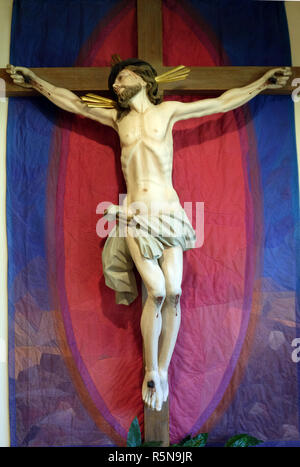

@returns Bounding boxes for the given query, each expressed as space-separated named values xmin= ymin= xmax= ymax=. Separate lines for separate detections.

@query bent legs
xmin=126 ymin=236 xmax=183 ymax=411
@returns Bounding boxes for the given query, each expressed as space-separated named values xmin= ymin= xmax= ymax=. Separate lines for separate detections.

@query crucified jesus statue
xmin=6 ymin=60 xmax=291 ymax=412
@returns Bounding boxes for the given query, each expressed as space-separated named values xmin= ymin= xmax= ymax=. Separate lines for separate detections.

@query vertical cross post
xmin=137 ymin=0 xmax=170 ymax=447
xmin=137 ymin=0 xmax=163 ymax=68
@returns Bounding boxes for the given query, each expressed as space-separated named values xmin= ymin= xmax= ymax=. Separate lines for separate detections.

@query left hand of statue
xmin=263 ymin=67 xmax=292 ymax=89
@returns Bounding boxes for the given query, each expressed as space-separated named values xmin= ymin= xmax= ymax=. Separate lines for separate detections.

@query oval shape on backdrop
xmin=51 ymin=2 xmax=258 ymax=444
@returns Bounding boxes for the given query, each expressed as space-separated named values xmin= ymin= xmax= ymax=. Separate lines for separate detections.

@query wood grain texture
xmin=137 ymin=0 xmax=162 ymax=66
xmin=160 ymin=66 xmax=300 ymax=95
xmin=144 ymin=402 xmax=170 ymax=447
xmin=0 ymin=67 xmax=111 ymax=97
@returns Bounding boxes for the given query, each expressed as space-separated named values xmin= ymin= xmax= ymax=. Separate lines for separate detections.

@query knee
xmin=165 ymin=287 xmax=182 ymax=306
xmin=148 ymin=288 xmax=166 ymax=307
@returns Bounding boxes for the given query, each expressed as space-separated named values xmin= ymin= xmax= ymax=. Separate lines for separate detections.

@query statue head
xmin=108 ymin=58 xmax=162 ymax=118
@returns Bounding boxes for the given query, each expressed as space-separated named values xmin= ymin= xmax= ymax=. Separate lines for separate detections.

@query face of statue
xmin=113 ymin=69 xmax=146 ymax=107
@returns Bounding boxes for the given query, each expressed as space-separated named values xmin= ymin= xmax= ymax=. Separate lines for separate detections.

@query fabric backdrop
xmin=7 ymin=0 xmax=300 ymax=446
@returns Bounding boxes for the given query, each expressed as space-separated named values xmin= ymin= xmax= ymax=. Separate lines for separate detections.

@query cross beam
xmin=1 ymin=65 xmax=298 ymax=97
xmin=0 ymin=0 xmax=298 ymax=97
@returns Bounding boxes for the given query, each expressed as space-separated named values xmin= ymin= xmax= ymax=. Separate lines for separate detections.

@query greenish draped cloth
xmin=102 ymin=204 xmax=196 ymax=305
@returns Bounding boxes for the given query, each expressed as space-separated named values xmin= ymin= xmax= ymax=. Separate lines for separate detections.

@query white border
xmin=0 ymin=0 xmax=13 ymax=447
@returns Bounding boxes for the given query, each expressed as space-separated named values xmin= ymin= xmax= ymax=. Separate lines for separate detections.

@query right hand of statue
xmin=6 ymin=64 xmax=36 ymax=88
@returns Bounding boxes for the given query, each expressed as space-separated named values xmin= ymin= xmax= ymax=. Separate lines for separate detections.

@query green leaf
xmin=171 ymin=433 xmax=208 ymax=447
xmin=181 ymin=433 xmax=208 ymax=447
xmin=127 ymin=417 xmax=142 ymax=447
xmin=176 ymin=435 xmax=192 ymax=446
xmin=225 ymin=434 xmax=263 ymax=447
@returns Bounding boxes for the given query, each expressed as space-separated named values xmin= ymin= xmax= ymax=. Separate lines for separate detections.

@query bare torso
xmin=117 ymin=102 xmax=181 ymax=214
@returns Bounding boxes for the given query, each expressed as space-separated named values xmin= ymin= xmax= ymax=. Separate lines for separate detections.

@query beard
xmin=117 ymin=83 xmax=142 ymax=108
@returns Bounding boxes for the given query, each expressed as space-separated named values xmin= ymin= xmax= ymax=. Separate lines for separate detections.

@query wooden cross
xmin=1 ymin=0 xmax=298 ymax=448
xmin=0 ymin=0 xmax=298 ymax=97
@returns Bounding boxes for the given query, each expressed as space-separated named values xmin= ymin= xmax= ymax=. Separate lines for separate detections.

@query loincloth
xmin=102 ymin=204 xmax=196 ymax=305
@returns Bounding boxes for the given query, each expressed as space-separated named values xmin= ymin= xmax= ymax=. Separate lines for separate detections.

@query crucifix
xmin=2 ymin=0 xmax=297 ymax=448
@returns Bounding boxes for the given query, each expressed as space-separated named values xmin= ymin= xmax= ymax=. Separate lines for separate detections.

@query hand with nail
xmin=6 ymin=64 xmax=36 ymax=88
xmin=263 ymin=66 xmax=292 ymax=89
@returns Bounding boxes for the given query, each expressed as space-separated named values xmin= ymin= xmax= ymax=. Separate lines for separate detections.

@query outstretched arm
xmin=6 ymin=64 xmax=117 ymax=129
xmin=170 ymin=67 xmax=292 ymax=123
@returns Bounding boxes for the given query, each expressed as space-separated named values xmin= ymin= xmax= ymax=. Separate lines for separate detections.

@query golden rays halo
xmin=80 ymin=94 xmax=117 ymax=109
xmin=155 ymin=65 xmax=191 ymax=83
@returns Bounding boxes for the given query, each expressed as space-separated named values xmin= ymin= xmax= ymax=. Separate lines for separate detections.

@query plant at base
xmin=126 ymin=416 xmax=263 ymax=448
